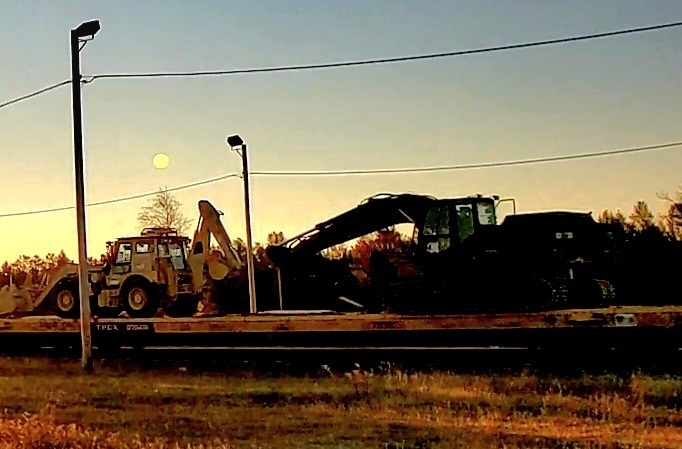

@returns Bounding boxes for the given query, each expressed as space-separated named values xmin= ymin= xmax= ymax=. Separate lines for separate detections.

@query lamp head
xmin=226 ymin=134 xmax=244 ymax=148
xmin=73 ymin=20 xmax=101 ymax=39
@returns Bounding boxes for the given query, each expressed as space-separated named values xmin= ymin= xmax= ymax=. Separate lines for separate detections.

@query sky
xmin=1 ymin=0 xmax=682 ymax=263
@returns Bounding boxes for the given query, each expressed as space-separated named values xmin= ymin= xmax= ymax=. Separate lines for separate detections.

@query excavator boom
xmin=266 ymin=193 xmax=438 ymax=266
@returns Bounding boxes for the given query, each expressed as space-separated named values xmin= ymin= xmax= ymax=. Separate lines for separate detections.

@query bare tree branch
xmin=137 ymin=187 xmax=193 ymax=235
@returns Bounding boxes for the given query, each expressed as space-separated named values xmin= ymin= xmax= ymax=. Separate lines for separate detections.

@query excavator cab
xmin=417 ymin=195 xmax=497 ymax=256
xmin=370 ymin=195 xmax=499 ymax=313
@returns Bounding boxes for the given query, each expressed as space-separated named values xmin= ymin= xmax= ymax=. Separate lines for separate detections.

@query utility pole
xmin=70 ymin=20 xmax=100 ymax=373
xmin=277 ymin=268 xmax=283 ymax=310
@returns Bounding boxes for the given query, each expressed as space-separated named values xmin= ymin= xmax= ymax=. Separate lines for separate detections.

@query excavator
xmin=266 ymin=192 xmax=618 ymax=314
xmin=0 ymin=199 xmax=248 ymax=319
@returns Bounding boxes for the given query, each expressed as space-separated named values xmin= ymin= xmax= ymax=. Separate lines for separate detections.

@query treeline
xmin=0 ymin=251 xmax=74 ymax=289
xmin=596 ymin=196 xmax=682 ymax=305
xmin=598 ymin=198 xmax=681 ymax=240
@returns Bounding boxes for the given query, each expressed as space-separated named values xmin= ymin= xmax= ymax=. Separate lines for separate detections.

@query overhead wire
xmin=0 ymin=141 xmax=680 ymax=219
xmin=251 ymin=141 xmax=682 ymax=176
xmin=0 ymin=80 xmax=71 ymax=110
xmin=2 ymin=21 xmax=682 ymax=108
xmin=0 ymin=173 xmax=238 ymax=218
xmin=84 ymin=21 xmax=682 ymax=81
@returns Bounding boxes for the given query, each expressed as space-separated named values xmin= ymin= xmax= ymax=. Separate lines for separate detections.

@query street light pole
xmin=227 ymin=135 xmax=257 ymax=314
xmin=241 ymin=143 xmax=258 ymax=314
xmin=70 ymin=20 xmax=100 ymax=373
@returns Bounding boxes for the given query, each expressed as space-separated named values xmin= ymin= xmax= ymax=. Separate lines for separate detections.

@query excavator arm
xmin=266 ymin=193 xmax=438 ymax=267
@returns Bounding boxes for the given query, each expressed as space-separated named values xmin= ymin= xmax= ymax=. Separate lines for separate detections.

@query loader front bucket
xmin=0 ymin=286 xmax=32 ymax=316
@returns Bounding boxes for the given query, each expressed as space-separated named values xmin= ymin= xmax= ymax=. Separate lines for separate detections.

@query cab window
xmin=423 ymin=207 xmax=440 ymax=236
xmin=169 ymin=243 xmax=185 ymax=270
xmin=115 ymin=243 xmax=132 ymax=264
xmin=135 ymin=241 xmax=153 ymax=253
xmin=422 ymin=205 xmax=451 ymax=253
xmin=477 ymin=202 xmax=496 ymax=225
xmin=158 ymin=243 xmax=169 ymax=257
xmin=456 ymin=205 xmax=475 ymax=241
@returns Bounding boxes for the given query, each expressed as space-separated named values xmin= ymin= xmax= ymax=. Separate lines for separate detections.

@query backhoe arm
xmin=187 ymin=200 xmax=243 ymax=289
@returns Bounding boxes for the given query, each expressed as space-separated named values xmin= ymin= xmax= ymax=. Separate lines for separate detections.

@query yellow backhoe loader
xmin=0 ymin=199 xmax=246 ymax=318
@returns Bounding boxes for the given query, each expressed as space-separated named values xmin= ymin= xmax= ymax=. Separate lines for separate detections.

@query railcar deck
xmin=0 ymin=306 xmax=680 ymax=352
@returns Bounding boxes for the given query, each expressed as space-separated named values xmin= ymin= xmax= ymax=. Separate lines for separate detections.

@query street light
xmin=74 ymin=20 xmax=101 ymax=38
xmin=71 ymin=19 xmax=100 ymax=372
xmin=227 ymin=134 xmax=257 ymax=314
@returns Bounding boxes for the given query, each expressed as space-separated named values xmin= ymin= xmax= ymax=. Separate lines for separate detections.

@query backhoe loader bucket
xmin=0 ymin=264 xmax=82 ymax=317
xmin=0 ymin=285 xmax=33 ymax=316
xmin=206 ymin=251 xmax=231 ymax=280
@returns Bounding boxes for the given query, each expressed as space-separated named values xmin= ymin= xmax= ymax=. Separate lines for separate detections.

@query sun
xmin=152 ymin=153 xmax=170 ymax=169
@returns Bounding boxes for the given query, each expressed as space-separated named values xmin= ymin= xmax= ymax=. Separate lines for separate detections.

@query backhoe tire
xmin=53 ymin=282 xmax=80 ymax=319
xmin=122 ymin=281 xmax=158 ymax=318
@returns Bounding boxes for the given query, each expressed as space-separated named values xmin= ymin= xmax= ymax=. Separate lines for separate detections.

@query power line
xmin=3 ymin=21 xmax=681 ymax=110
xmin=0 ymin=140 xmax=679 ymax=219
xmin=85 ymin=21 xmax=682 ymax=81
xmin=0 ymin=80 xmax=71 ymax=110
xmin=0 ymin=173 xmax=238 ymax=218
xmin=250 ymin=141 xmax=682 ymax=176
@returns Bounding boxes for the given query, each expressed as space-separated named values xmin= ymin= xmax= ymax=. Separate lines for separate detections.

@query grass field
xmin=0 ymin=356 xmax=680 ymax=448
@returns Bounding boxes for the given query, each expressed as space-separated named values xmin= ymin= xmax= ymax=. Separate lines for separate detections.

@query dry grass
xmin=0 ymin=357 xmax=680 ymax=448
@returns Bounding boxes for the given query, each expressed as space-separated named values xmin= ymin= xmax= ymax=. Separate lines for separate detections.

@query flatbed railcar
xmin=0 ymin=306 xmax=679 ymax=355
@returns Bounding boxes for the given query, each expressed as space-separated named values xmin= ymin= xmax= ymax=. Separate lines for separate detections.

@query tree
xmin=627 ymin=201 xmax=655 ymax=232
xmin=137 ymin=187 xmax=192 ymax=235
xmin=597 ymin=209 xmax=626 ymax=228
xmin=657 ymin=186 xmax=682 ymax=239
xmin=232 ymin=237 xmax=247 ymax=260
xmin=56 ymin=250 xmax=72 ymax=268
xmin=349 ymin=228 xmax=411 ymax=272
xmin=321 ymin=244 xmax=348 ymax=260
xmin=266 ymin=231 xmax=285 ymax=246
